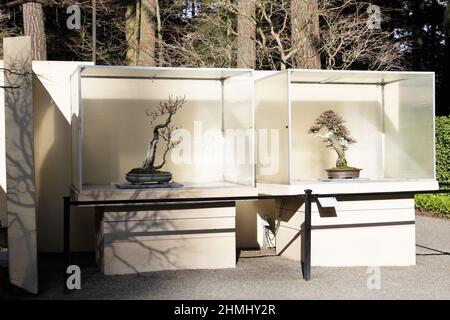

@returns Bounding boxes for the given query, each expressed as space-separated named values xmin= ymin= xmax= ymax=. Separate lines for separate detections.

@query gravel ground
xmin=1 ymin=215 xmax=449 ymax=300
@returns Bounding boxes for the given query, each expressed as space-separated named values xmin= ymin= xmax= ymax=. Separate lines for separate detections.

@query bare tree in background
xmin=214 ymin=0 xmax=404 ymax=70
xmin=0 ymin=0 xmax=404 ymax=71
xmin=319 ymin=0 xmax=405 ymax=70
xmin=0 ymin=10 xmax=19 ymax=58
xmin=65 ymin=1 xmax=128 ymax=65
xmin=160 ymin=1 xmax=236 ymax=67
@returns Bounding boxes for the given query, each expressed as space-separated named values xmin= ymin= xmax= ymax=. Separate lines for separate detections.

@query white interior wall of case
xmin=81 ymin=77 xmax=223 ymax=185
xmin=290 ymin=83 xmax=383 ymax=180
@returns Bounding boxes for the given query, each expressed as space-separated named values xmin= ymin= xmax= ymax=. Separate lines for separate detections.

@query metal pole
xmin=63 ymin=196 xmax=71 ymax=293
xmin=92 ymin=0 xmax=96 ymax=64
xmin=304 ymin=189 xmax=312 ymax=281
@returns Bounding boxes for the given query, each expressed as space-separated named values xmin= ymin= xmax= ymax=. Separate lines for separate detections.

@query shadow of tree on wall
xmin=85 ymin=187 xmax=231 ymax=275
xmin=3 ymin=54 xmax=38 ymax=293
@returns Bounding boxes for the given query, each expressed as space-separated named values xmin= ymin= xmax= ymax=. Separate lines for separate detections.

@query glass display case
xmin=255 ymin=69 xmax=435 ymax=184
xmin=71 ymin=66 xmax=255 ymax=192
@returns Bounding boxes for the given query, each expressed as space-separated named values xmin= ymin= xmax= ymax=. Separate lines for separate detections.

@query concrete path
xmin=1 ymin=215 xmax=449 ymax=300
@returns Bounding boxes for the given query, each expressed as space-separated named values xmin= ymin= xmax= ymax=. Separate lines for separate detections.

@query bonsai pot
xmin=325 ymin=167 xmax=361 ymax=179
xmin=125 ymin=169 xmax=172 ymax=184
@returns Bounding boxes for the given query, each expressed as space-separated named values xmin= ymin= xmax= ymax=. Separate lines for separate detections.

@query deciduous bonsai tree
xmin=308 ymin=110 xmax=357 ymax=169
xmin=126 ymin=95 xmax=185 ymax=182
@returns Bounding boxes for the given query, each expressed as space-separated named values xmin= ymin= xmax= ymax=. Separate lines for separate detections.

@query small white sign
xmin=318 ymin=197 xmax=337 ymax=208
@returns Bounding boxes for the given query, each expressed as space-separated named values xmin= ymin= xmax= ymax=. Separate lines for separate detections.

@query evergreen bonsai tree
xmin=308 ymin=110 xmax=357 ymax=168
xmin=128 ymin=95 xmax=185 ymax=175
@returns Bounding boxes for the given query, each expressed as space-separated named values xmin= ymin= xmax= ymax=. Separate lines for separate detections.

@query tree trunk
xmin=134 ymin=0 xmax=141 ymax=65
xmin=125 ymin=2 xmax=137 ymax=65
xmin=444 ymin=1 xmax=450 ymax=36
xmin=23 ymin=1 xmax=46 ymax=60
xmin=154 ymin=0 xmax=163 ymax=66
xmin=236 ymin=0 xmax=256 ymax=68
xmin=412 ymin=0 xmax=425 ymax=70
xmin=290 ymin=0 xmax=320 ymax=69
xmin=139 ymin=0 xmax=157 ymax=66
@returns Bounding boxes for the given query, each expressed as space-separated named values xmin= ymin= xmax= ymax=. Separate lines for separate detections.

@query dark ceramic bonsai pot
xmin=325 ymin=167 xmax=362 ymax=179
xmin=125 ymin=169 xmax=172 ymax=184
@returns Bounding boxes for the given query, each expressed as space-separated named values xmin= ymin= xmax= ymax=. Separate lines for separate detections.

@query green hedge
xmin=415 ymin=193 xmax=450 ymax=216
xmin=415 ymin=116 xmax=450 ymax=216
xmin=435 ymin=116 xmax=450 ymax=182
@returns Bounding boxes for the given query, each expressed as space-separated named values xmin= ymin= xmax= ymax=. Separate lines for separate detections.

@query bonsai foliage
xmin=308 ymin=110 xmax=357 ymax=168
xmin=130 ymin=95 xmax=186 ymax=174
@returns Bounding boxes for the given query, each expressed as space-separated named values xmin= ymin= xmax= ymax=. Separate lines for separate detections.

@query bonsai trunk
xmin=335 ymin=149 xmax=347 ymax=167
xmin=142 ymin=113 xmax=173 ymax=172
xmin=329 ymin=135 xmax=348 ymax=167
xmin=142 ymin=130 xmax=159 ymax=171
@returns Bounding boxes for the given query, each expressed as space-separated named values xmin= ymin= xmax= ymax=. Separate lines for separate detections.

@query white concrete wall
xmin=3 ymin=37 xmax=38 ymax=294
xmin=1 ymin=60 xmax=95 ymax=252
xmin=33 ymin=61 xmax=93 ymax=252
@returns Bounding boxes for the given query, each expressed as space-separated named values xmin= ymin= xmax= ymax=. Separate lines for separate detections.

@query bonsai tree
xmin=128 ymin=95 xmax=185 ymax=176
xmin=308 ymin=110 xmax=357 ymax=168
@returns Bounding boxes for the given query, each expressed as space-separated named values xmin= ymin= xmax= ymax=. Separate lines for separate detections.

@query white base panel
xmin=96 ymin=204 xmax=237 ymax=275
xmin=275 ymin=196 xmax=416 ymax=266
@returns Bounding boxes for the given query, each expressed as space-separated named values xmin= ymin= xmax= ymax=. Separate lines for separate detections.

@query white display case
xmin=71 ymin=66 xmax=255 ymax=193
xmin=255 ymin=69 xmax=436 ymax=185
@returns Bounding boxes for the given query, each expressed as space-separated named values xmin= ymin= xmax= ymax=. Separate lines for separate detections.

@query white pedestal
xmin=258 ymin=180 xmax=438 ymax=266
xmin=76 ymin=183 xmax=257 ymax=275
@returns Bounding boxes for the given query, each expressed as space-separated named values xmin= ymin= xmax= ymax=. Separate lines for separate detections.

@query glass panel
xmin=223 ymin=73 xmax=254 ymax=186
xmin=255 ymin=71 xmax=290 ymax=184
xmin=70 ymin=69 xmax=81 ymax=191
xmin=384 ymin=75 xmax=434 ymax=179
